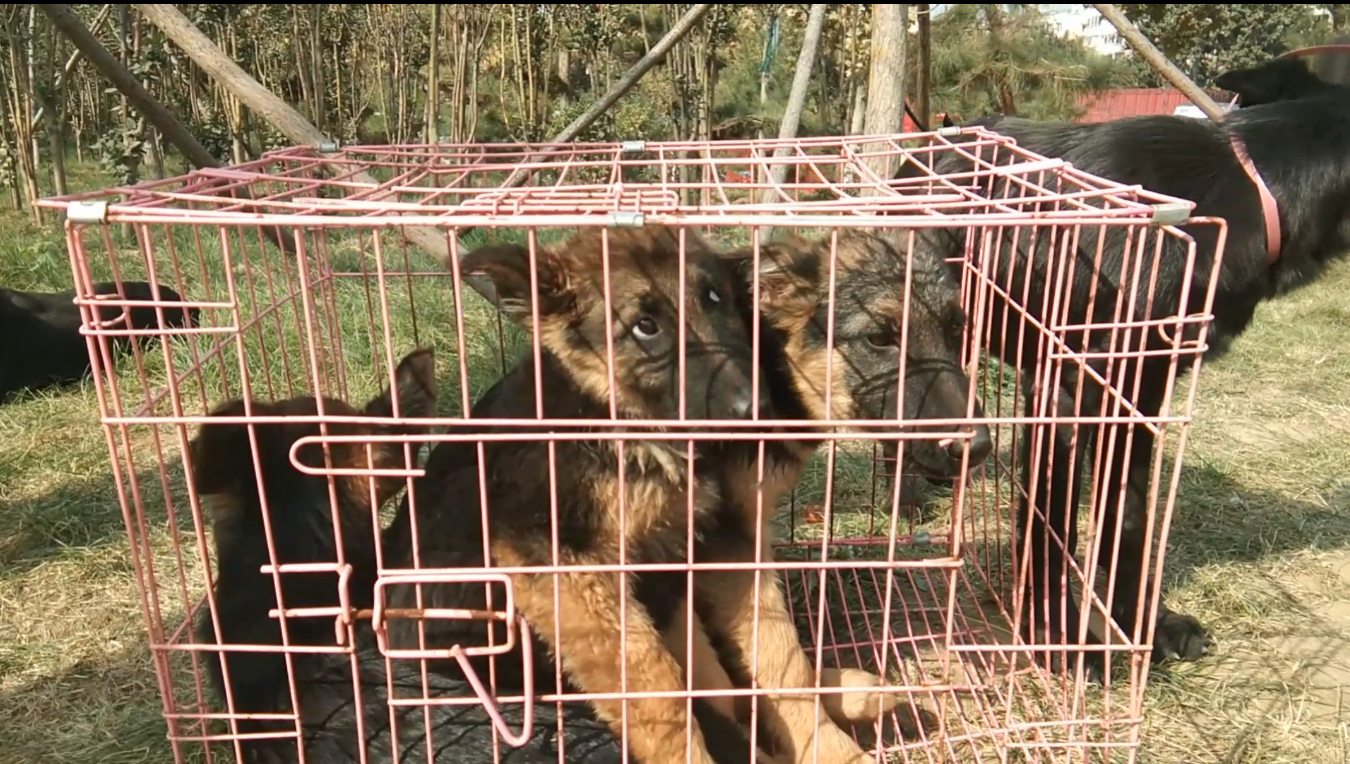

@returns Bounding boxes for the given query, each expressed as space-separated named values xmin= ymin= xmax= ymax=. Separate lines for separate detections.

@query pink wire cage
xmin=37 ymin=127 xmax=1227 ymax=764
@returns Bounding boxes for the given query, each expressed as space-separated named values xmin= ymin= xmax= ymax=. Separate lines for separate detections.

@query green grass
xmin=2 ymin=160 xmax=1349 ymax=764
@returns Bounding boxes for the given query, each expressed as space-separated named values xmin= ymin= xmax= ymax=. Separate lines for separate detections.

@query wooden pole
xmin=38 ymin=4 xmax=219 ymax=171
xmin=549 ymin=4 xmax=712 ymax=145
xmin=1090 ymin=3 xmax=1227 ymax=122
xmin=133 ymin=2 xmax=456 ymax=266
xmin=133 ymin=4 xmax=340 ymax=153
xmin=917 ymin=3 xmax=931 ymax=130
xmin=36 ymin=3 xmax=293 ymax=255
xmin=134 ymin=2 xmax=713 ymax=269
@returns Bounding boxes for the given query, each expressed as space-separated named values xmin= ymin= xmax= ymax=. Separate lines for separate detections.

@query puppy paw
xmin=797 ymin=723 xmax=872 ymax=764
xmin=818 ymin=667 xmax=899 ymax=725
xmin=1152 ymin=610 xmax=1212 ymax=664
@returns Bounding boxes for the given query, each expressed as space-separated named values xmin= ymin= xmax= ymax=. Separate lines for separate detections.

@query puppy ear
xmin=728 ymin=236 xmax=822 ymax=329
xmin=365 ymin=347 xmax=437 ymax=421
xmin=459 ymin=243 xmax=573 ymax=323
xmin=189 ymin=400 xmax=274 ymax=497
xmin=941 ymin=113 xmax=955 ymax=128
xmin=1215 ymin=57 xmax=1324 ymax=107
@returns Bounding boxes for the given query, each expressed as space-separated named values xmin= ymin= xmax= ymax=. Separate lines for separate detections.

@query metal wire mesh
xmin=39 ymin=128 xmax=1228 ymax=764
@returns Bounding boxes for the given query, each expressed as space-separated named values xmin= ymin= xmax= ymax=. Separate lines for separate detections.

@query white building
xmin=1036 ymin=5 xmax=1125 ymax=57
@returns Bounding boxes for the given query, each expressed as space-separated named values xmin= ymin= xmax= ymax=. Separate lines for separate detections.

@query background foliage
xmin=0 ymin=3 xmax=1343 ymax=221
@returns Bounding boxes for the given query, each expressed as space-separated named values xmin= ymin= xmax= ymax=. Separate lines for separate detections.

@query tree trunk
xmin=861 ymin=3 xmax=908 ymax=181
xmin=757 ymin=11 xmax=771 ymax=141
xmin=3 ymin=13 xmax=43 ymax=219
xmin=426 ymin=3 xmax=440 ymax=144
xmin=510 ymin=7 xmax=527 ymax=138
xmin=917 ymin=3 xmax=931 ymax=130
xmin=309 ymin=5 xmax=325 ymax=134
xmin=0 ymin=90 xmax=21 ymax=209
xmin=1332 ymin=5 xmax=1349 ymax=33
xmin=849 ymin=81 xmax=866 ymax=135
xmin=465 ymin=9 xmax=489 ymax=143
xmin=497 ymin=11 xmax=510 ymax=135
xmin=758 ymin=2 xmax=829 ymax=238
xmin=981 ymin=5 xmax=1016 ymax=116
xmin=226 ymin=24 xmax=247 ymax=163
xmin=40 ymin=21 xmax=70 ymax=195
xmin=524 ymin=5 xmax=538 ymax=136
xmin=291 ymin=7 xmax=310 ymax=117
xmin=26 ymin=6 xmax=40 ymax=178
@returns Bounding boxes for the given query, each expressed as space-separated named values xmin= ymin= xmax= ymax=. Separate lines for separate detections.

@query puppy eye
xmin=707 ymin=287 xmax=721 ymax=304
xmin=865 ymin=332 xmax=897 ymax=349
xmin=632 ymin=316 xmax=660 ymax=340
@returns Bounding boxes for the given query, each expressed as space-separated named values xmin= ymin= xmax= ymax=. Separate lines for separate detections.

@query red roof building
xmin=1074 ymin=87 xmax=1235 ymax=123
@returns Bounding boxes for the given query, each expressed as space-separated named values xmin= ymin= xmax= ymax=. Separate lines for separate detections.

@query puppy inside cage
xmin=40 ymin=130 xmax=1223 ymax=764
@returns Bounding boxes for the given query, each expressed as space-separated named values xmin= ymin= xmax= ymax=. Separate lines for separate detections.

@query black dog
xmin=0 ymin=280 xmax=199 ymax=402
xmin=893 ymin=56 xmax=1350 ymax=679
xmin=189 ymin=348 xmax=628 ymax=764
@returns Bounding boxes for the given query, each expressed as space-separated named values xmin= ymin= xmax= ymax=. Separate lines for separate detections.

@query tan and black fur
xmin=190 ymin=349 xmax=640 ymax=764
xmin=382 ymin=227 xmax=773 ymax=764
xmin=679 ymin=229 xmax=993 ymax=764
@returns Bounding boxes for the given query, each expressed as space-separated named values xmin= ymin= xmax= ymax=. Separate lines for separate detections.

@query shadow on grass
xmin=1138 ymin=463 xmax=1350 ymax=763
xmin=1161 ymin=459 xmax=1350 ymax=595
xmin=0 ymin=636 xmax=183 ymax=764
xmin=0 ymin=460 xmax=184 ymax=583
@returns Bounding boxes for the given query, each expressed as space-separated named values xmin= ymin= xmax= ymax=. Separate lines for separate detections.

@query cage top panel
xmin=37 ymin=130 xmax=1195 ymax=227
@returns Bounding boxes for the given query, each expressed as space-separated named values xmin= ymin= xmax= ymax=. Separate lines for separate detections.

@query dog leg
xmin=1093 ymin=378 xmax=1212 ymax=666
xmin=513 ymin=569 xmax=719 ymax=764
xmin=664 ymin=596 xmax=891 ymax=748
xmin=1016 ymin=374 xmax=1106 ymax=682
xmin=814 ymin=667 xmax=895 ymax=726
xmin=664 ymin=597 xmax=740 ymax=722
xmin=699 ymin=562 xmax=876 ymax=764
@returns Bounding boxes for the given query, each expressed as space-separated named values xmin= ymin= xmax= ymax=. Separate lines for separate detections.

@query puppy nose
xmin=945 ymin=425 xmax=993 ymax=465
xmin=728 ymin=389 xmax=772 ymax=420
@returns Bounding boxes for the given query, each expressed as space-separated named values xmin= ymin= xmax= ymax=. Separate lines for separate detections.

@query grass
xmin=2 ymin=159 xmax=1349 ymax=764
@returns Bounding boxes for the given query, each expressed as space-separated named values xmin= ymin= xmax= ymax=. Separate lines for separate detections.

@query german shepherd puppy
xmin=677 ymin=229 xmax=990 ymax=764
xmin=191 ymin=348 xmax=629 ymax=763
xmin=0 ymin=280 xmax=199 ymax=403
xmin=381 ymin=227 xmax=773 ymax=764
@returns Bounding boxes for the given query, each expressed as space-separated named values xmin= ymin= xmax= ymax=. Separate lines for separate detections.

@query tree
xmin=1327 ymin=4 xmax=1350 ymax=33
xmin=930 ymin=5 xmax=1135 ymax=121
xmin=1118 ymin=5 xmax=1330 ymax=86
xmin=861 ymin=4 xmax=907 ymax=181
xmin=760 ymin=2 xmax=828 ymax=221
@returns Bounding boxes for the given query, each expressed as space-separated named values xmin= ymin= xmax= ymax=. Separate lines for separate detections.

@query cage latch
xmin=1149 ymin=201 xmax=1192 ymax=227
xmin=66 ymin=200 xmax=109 ymax=225
xmin=370 ymin=570 xmax=535 ymax=747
